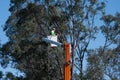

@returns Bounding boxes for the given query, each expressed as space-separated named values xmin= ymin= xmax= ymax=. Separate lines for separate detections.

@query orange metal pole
xmin=64 ymin=42 xmax=70 ymax=80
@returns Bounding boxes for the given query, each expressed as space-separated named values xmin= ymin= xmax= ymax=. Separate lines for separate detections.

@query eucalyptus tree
xmin=49 ymin=0 xmax=105 ymax=79
xmin=100 ymin=13 xmax=120 ymax=80
xmin=2 ymin=0 xmax=106 ymax=80
xmin=2 ymin=0 xmax=64 ymax=79
xmin=86 ymin=13 xmax=120 ymax=80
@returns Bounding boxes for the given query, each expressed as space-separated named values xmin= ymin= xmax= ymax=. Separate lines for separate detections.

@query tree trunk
xmin=80 ymin=59 xmax=83 ymax=80
xmin=71 ymin=45 xmax=75 ymax=80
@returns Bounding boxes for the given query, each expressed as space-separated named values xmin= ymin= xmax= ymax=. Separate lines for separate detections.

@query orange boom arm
xmin=64 ymin=42 xmax=70 ymax=80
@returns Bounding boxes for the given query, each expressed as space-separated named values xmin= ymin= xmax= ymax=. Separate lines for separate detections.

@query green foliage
xmin=87 ymin=47 xmax=120 ymax=80
xmin=86 ymin=13 xmax=120 ymax=79
xmin=86 ymin=49 xmax=104 ymax=80
xmin=100 ymin=13 xmax=120 ymax=46
xmin=6 ymin=72 xmax=15 ymax=80
xmin=2 ymin=0 xmax=65 ymax=79
xmin=99 ymin=13 xmax=120 ymax=80
xmin=4 ymin=0 xmax=120 ymax=80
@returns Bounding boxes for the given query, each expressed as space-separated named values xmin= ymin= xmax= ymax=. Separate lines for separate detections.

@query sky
xmin=0 ymin=0 xmax=10 ymax=45
xmin=0 ymin=0 xmax=24 ymax=77
xmin=0 ymin=0 xmax=120 ymax=78
xmin=87 ymin=0 xmax=120 ymax=49
xmin=106 ymin=0 xmax=120 ymax=14
xmin=0 ymin=0 xmax=120 ymax=46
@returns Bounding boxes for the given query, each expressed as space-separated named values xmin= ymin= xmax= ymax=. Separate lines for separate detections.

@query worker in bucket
xmin=51 ymin=28 xmax=56 ymax=36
